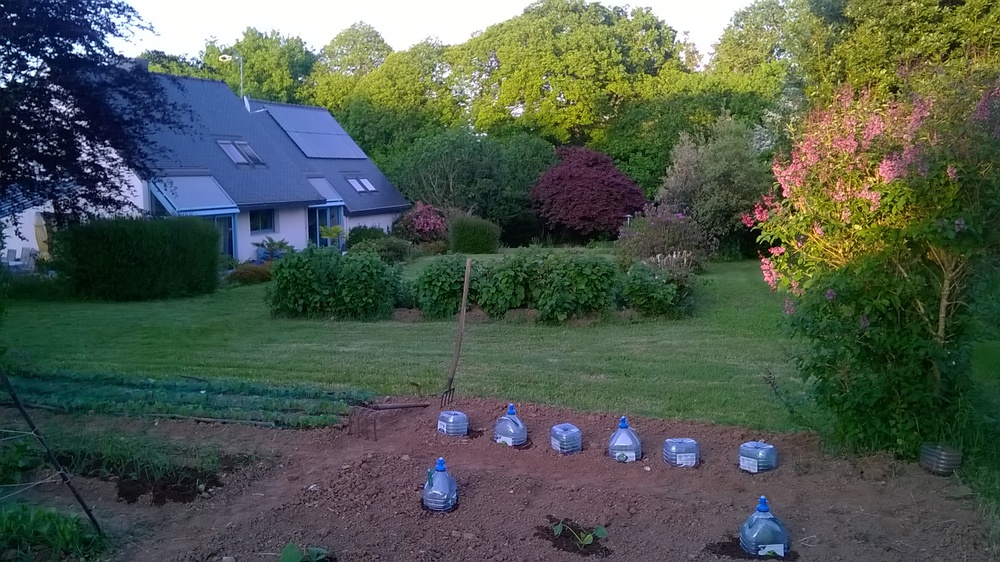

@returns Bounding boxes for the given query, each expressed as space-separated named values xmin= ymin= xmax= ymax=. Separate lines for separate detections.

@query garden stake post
xmin=0 ymin=368 xmax=103 ymax=536
xmin=441 ymin=258 xmax=472 ymax=407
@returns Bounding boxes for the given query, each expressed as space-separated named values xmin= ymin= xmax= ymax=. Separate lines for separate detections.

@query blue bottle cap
xmin=756 ymin=496 xmax=770 ymax=512
xmin=619 ymin=416 xmax=629 ymax=429
xmin=506 ymin=403 xmax=516 ymax=415
xmin=435 ymin=457 xmax=447 ymax=472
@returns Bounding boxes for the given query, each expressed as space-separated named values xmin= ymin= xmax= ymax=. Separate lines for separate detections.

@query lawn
xmin=2 ymin=260 xmax=803 ymax=430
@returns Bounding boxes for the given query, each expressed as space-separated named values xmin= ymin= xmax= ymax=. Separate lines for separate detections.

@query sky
xmin=113 ymin=0 xmax=756 ymax=62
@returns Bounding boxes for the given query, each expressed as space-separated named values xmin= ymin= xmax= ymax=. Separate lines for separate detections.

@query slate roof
xmin=148 ymin=76 xmax=408 ymax=216
xmin=250 ymin=99 xmax=410 ymax=217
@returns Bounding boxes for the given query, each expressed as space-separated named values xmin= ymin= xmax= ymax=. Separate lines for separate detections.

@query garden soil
xmin=4 ymin=397 xmax=994 ymax=562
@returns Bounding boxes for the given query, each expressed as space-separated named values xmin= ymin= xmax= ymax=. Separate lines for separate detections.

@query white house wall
xmin=345 ymin=213 xmax=399 ymax=234
xmin=237 ymin=207 xmax=309 ymax=262
xmin=2 ymin=171 xmax=145 ymax=259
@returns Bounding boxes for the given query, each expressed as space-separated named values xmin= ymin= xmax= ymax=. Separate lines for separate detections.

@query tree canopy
xmin=201 ymin=28 xmax=318 ymax=103
xmin=1 ymin=0 xmax=185 ymax=228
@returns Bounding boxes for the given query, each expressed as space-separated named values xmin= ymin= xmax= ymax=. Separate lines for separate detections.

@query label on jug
xmin=675 ymin=453 xmax=697 ymax=467
xmin=739 ymin=456 xmax=759 ymax=473
xmin=757 ymin=544 xmax=785 ymax=557
xmin=437 ymin=420 xmax=448 ymax=433
xmin=614 ymin=451 xmax=637 ymax=463
xmin=496 ymin=436 xmax=513 ymax=446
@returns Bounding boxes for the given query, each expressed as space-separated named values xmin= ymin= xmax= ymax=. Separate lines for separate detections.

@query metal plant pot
xmin=919 ymin=443 xmax=963 ymax=476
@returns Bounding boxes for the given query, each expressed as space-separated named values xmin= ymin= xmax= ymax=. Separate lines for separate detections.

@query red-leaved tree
xmin=531 ymin=147 xmax=646 ymax=238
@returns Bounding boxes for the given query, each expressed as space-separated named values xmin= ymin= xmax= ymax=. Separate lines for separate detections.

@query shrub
xmin=449 ymin=215 xmax=501 ymax=254
xmin=1 ymin=273 xmax=71 ymax=301
xmin=614 ymin=204 xmax=716 ymax=271
xmin=349 ymin=236 xmax=412 ymax=264
xmin=416 ymin=240 xmax=448 ymax=256
xmin=346 ymin=225 xmax=386 ymax=248
xmin=531 ymin=147 xmax=646 ymax=239
xmin=50 ymin=217 xmax=218 ymax=301
xmin=532 ymin=252 xmax=620 ymax=323
xmin=266 ymin=247 xmax=394 ymax=320
xmin=0 ymin=504 xmax=108 ymax=560
xmin=393 ymin=273 xmax=419 ymax=309
xmin=416 ymin=255 xmax=477 ymax=319
xmin=252 ymin=236 xmax=293 ymax=261
xmin=392 ymin=201 xmax=447 ymax=243
xmin=622 ymin=264 xmax=679 ymax=317
xmin=226 ymin=263 xmax=272 ymax=285
xmin=474 ymin=254 xmax=531 ymax=317
xmin=658 ymin=115 xmax=773 ymax=258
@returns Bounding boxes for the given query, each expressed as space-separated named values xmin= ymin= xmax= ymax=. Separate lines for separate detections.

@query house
xmin=2 ymin=72 xmax=409 ymax=262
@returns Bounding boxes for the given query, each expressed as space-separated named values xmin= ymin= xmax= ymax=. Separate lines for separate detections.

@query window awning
xmin=307 ymin=177 xmax=344 ymax=207
xmin=149 ymin=176 xmax=239 ymax=216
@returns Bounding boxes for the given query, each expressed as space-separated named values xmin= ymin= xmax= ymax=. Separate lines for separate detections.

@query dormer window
xmin=218 ymin=140 xmax=265 ymax=165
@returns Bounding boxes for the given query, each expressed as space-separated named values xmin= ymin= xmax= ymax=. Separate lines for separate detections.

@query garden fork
xmin=440 ymin=259 xmax=472 ymax=408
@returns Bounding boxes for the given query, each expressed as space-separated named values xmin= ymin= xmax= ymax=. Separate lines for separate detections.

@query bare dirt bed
xmin=5 ymin=398 xmax=994 ymax=562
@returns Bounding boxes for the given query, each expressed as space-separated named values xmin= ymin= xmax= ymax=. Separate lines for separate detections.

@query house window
xmin=347 ymin=178 xmax=366 ymax=193
xmin=219 ymin=140 xmax=265 ymax=165
xmin=360 ymin=178 xmax=377 ymax=192
xmin=235 ymin=142 xmax=265 ymax=165
xmin=249 ymin=209 xmax=275 ymax=233
xmin=218 ymin=141 xmax=249 ymax=164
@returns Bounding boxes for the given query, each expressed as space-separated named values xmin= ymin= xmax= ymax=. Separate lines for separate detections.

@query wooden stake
xmin=443 ymin=258 xmax=473 ymax=400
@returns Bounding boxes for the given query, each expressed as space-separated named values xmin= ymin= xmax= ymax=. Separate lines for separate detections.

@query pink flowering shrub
xmin=747 ymin=81 xmax=1000 ymax=455
xmin=392 ymin=201 xmax=447 ymax=243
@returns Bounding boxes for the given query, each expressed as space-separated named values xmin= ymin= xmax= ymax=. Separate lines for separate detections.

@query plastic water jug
xmin=493 ymin=404 xmax=527 ymax=446
xmin=437 ymin=410 xmax=469 ymax=437
xmin=608 ymin=416 xmax=642 ymax=462
xmin=740 ymin=496 xmax=790 ymax=558
xmin=663 ymin=438 xmax=700 ymax=467
xmin=550 ymin=423 xmax=582 ymax=454
xmin=739 ymin=441 xmax=778 ymax=473
xmin=422 ymin=457 xmax=457 ymax=512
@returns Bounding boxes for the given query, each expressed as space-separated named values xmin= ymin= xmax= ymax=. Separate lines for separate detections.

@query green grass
xmin=2 ymin=261 xmax=798 ymax=430
xmin=0 ymin=503 xmax=108 ymax=560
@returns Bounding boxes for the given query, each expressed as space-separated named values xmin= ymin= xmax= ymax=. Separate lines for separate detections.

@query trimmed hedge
xmin=449 ymin=215 xmax=501 ymax=254
xmin=266 ymin=247 xmax=395 ymax=320
xmin=349 ymin=236 xmax=412 ymax=264
xmin=226 ymin=263 xmax=272 ymax=286
xmin=622 ymin=264 xmax=679 ymax=317
xmin=50 ymin=217 xmax=219 ymax=301
xmin=346 ymin=225 xmax=386 ymax=249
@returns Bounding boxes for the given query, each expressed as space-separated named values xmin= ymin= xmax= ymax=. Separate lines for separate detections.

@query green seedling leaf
xmin=278 ymin=542 xmax=303 ymax=562
xmin=583 ymin=534 xmax=594 ymax=545
xmin=553 ymin=522 xmax=563 ymax=536
xmin=593 ymin=525 xmax=607 ymax=539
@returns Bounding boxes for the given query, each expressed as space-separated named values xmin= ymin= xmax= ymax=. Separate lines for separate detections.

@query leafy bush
xmin=531 ymin=147 xmax=646 ymax=239
xmin=266 ymin=247 xmax=394 ymax=320
xmin=416 ymin=240 xmax=448 ymax=256
xmin=50 ymin=217 xmax=219 ymax=301
xmin=474 ymin=254 xmax=531 ymax=317
xmin=1 ymin=273 xmax=72 ymax=301
xmin=449 ymin=215 xmax=501 ymax=254
xmin=622 ymin=264 xmax=679 ymax=317
xmin=614 ymin=204 xmax=716 ymax=271
xmin=346 ymin=225 xmax=386 ymax=248
xmin=532 ymin=252 xmax=620 ymax=323
xmin=252 ymin=236 xmax=294 ymax=261
xmin=416 ymin=255 xmax=477 ymax=319
xmin=658 ymin=115 xmax=773 ymax=257
xmin=392 ymin=201 xmax=447 ymax=243
xmin=0 ymin=504 xmax=108 ymax=560
xmin=349 ymin=236 xmax=412 ymax=264
xmin=0 ymin=441 xmax=44 ymax=485
xmin=393 ymin=274 xmax=418 ymax=309
xmin=226 ymin=263 xmax=272 ymax=285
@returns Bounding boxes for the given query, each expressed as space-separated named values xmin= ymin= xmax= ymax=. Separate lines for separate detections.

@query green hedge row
xmin=266 ymin=249 xmax=684 ymax=323
xmin=51 ymin=217 xmax=219 ymax=301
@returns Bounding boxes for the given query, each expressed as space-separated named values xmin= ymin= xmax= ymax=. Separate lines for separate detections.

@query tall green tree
xmin=201 ymin=28 xmax=318 ymax=103
xmin=309 ymin=22 xmax=392 ymax=113
xmin=1 ymin=0 xmax=187 ymax=229
xmin=450 ymin=0 xmax=683 ymax=144
xmin=709 ymin=0 xmax=794 ymax=75
xmin=593 ymin=70 xmax=782 ymax=197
